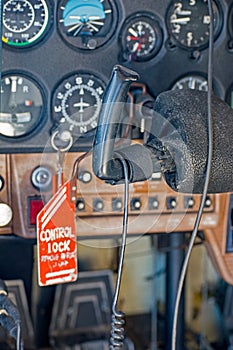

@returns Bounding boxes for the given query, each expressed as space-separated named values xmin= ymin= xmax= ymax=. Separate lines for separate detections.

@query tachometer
xmin=2 ymin=0 xmax=50 ymax=48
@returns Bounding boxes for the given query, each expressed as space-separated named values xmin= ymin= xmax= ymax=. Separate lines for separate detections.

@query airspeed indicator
xmin=2 ymin=0 xmax=50 ymax=47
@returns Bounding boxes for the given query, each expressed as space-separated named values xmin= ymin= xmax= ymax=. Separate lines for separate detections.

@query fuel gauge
xmin=120 ymin=13 xmax=163 ymax=62
xmin=0 ymin=73 xmax=44 ymax=138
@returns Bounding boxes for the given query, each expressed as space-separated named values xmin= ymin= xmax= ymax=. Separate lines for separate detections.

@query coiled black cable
xmin=109 ymin=153 xmax=129 ymax=349
xmin=110 ymin=310 xmax=126 ymax=349
xmin=0 ymin=280 xmax=23 ymax=350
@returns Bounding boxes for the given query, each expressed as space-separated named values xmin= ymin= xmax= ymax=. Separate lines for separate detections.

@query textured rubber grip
xmin=147 ymin=89 xmax=233 ymax=194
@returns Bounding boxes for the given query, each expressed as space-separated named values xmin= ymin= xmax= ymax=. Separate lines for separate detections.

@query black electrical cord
xmin=110 ymin=154 xmax=129 ymax=349
xmin=0 ymin=289 xmax=23 ymax=349
xmin=171 ymin=1 xmax=214 ymax=349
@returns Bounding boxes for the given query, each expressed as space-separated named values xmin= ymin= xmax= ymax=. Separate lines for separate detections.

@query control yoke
xmin=92 ymin=65 xmax=139 ymax=183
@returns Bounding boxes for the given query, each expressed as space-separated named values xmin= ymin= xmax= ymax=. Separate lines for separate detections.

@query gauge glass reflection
xmin=0 ymin=74 xmax=44 ymax=137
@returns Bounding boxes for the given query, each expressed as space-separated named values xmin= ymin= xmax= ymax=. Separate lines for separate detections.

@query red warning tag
xmin=37 ymin=180 xmax=77 ymax=286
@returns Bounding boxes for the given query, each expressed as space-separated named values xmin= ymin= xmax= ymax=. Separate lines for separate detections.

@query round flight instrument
xmin=120 ymin=13 xmax=163 ymax=61
xmin=58 ymin=0 xmax=118 ymax=50
xmin=52 ymin=72 xmax=105 ymax=136
xmin=0 ymin=73 xmax=44 ymax=137
xmin=171 ymin=74 xmax=208 ymax=91
xmin=166 ymin=0 xmax=222 ymax=50
xmin=2 ymin=0 xmax=50 ymax=48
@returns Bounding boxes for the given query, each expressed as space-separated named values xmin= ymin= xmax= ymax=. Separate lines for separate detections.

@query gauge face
xmin=120 ymin=14 xmax=163 ymax=62
xmin=0 ymin=74 xmax=44 ymax=137
xmin=166 ymin=0 xmax=222 ymax=50
xmin=52 ymin=73 xmax=105 ymax=136
xmin=58 ymin=0 xmax=118 ymax=50
xmin=171 ymin=75 xmax=208 ymax=91
xmin=2 ymin=0 xmax=50 ymax=47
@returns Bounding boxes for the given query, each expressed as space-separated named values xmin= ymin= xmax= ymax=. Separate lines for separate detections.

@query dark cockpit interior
xmin=1 ymin=0 xmax=233 ymax=349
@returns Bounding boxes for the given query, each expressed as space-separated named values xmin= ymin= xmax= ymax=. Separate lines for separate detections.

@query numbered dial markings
xmin=166 ymin=0 xmax=222 ymax=50
xmin=172 ymin=75 xmax=208 ymax=91
xmin=52 ymin=73 xmax=105 ymax=135
xmin=121 ymin=14 xmax=163 ymax=61
xmin=0 ymin=74 xmax=44 ymax=137
xmin=58 ymin=0 xmax=118 ymax=50
xmin=2 ymin=0 xmax=50 ymax=47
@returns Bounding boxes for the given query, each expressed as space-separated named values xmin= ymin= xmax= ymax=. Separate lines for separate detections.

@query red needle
xmin=127 ymin=36 xmax=139 ymax=40
xmin=137 ymin=43 xmax=142 ymax=52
